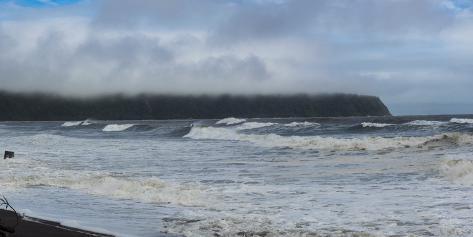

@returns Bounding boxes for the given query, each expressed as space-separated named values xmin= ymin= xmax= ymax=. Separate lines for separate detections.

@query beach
xmin=0 ymin=209 xmax=113 ymax=237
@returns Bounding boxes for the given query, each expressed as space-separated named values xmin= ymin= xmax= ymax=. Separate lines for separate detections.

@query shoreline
xmin=0 ymin=209 xmax=114 ymax=237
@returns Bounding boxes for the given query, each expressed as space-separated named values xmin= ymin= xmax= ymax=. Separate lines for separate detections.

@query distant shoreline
xmin=3 ymin=114 xmax=473 ymax=123
xmin=0 ymin=91 xmax=390 ymax=121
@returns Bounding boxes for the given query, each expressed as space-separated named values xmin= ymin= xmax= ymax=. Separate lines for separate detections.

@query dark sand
xmin=0 ymin=210 xmax=113 ymax=237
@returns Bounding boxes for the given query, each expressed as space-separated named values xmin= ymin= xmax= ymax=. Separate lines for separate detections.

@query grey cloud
xmin=0 ymin=25 xmax=15 ymax=49
xmin=1 ymin=0 xmax=473 ymax=114
xmin=75 ymin=34 xmax=174 ymax=65
xmin=0 ymin=23 xmax=271 ymax=95
xmin=192 ymin=55 xmax=269 ymax=81
xmin=210 ymin=0 xmax=453 ymax=44
xmin=210 ymin=0 xmax=326 ymax=43
xmin=320 ymin=0 xmax=453 ymax=34
xmin=93 ymin=0 xmax=228 ymax=29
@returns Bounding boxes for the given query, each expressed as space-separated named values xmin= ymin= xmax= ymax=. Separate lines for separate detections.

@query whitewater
xmin=1 ymin=115 xmax=473 ymax=236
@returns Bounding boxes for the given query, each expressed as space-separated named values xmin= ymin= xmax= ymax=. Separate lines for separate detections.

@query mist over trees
xmin=0 ymin=91 xmax=390 ymax=121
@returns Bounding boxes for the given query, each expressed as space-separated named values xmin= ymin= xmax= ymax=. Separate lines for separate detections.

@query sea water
xmin=1 ymin=115 xmax=473 ymax=236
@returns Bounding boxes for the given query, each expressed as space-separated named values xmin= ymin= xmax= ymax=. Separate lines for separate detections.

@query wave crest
xmin=361 ymin=122 xmax=393 ymax=128
xmin=185 ymin=126 xmax=473 ymax=151
xmin=81 ymin=120 xmax=93 ymax=126
xmin=62 ymin=121 xmax=83 ymax=127
xmin=1 ymin=171 xmax=207 ymax=206
xmin=404 ymin=120 xmax=446 ymax=126
xmin=61 ymin=120 xmax=93 ymax=127
xmin=216 ymin=117 xmax=246 ymax=125
xmin=450 ymin=118 xmax=473 ymax=124
xmin=102 ymin=124 xmax=135 ymax=132
xmin=236 ymin=122 xmax=277 ymax=130
xmin=440 ymin=158 xmax=473 ymax=185
xmin=284 ymin=121 xmax=320 ymax=127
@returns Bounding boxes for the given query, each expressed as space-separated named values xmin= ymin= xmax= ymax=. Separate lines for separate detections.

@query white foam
xmin=185 ymin=127 xmax=473 ymax=151
xmin=361 ymin=122 xmax=394 ymax=128
xmin=61 ymin=121 xmax=83 ymax=127
xmin=440 ymin=155 xmax=473 ymax=185
xmin=81 ymin=119 xmax=93 ymax=126
xmin=61 ymin=120 xmax=93 ymax=127
xmin=164 ymin=216 xmax=382 ymax=237
xmin=1 ymin=170 xmax=207 ymax=207
xmin=102 ymin=124 xmax=134 ymax=132
xmin=405 ymin=120 xmax=447 ymax=126
xmin=216 ymin=117 xmax=246 ymax=125
xmin=284 ymin=121 xmax=320 ymax=127
xmin=235 ymin=122 xmax=277 ymax=130
xmin=450 ymin=118 xmax=473 ymax=124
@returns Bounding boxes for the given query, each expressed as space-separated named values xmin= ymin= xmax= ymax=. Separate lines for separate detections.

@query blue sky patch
xmin=0 ymin=0 xmax=81 ymax=7
xmin=452 ymin=0 xmax=473 ymax=9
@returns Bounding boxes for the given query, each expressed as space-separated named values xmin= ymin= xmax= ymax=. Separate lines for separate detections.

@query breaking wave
xmin=440 ymin=156 xmax=473 ymax=185
xmin=81 ymin=120 xmax=92 ymax=126
xmin=450 ymin=118 xmax=473 ymax=124
xmin=235 ymin=122 xmax=277 ymax=130
xmin=102 ymin=124 xmax=135 ymax=132
xmin=216 ymin=117 xmax=246 ymax=125
xmin=1 ymin=170 xmax=207 ymax=206
xmin=62 ymin=121 xmax=83 ymax=127
xmin=184 ymin=126 xmax=473 ymax=151
xmin=404 ymin=120 xmax=447 ymax=126
xmin=284 ymin=121 xmax=320 ymax=127
xmin=61 ymin=120 xmax=93 ymax=127
xmin=361 ymin=122 xmax=394 ymax=128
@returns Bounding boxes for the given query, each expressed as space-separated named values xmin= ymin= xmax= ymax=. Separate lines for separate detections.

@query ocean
xmin=1 ymin=115 xmax=473 ymax=237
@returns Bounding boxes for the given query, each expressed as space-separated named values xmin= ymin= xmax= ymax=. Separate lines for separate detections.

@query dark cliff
xmin=0 ymin=91 xmax=391 ymax=121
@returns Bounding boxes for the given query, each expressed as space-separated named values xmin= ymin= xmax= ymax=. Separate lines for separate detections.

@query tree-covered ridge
xmin=0 ymin=91 xmax=391 ymax=121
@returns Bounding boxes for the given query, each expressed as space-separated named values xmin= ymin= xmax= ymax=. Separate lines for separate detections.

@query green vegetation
xmin=0 ymin=91 xmax=390 ymax=121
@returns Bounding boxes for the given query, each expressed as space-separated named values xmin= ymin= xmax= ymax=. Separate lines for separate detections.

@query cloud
xmin=92 ymin=0 xmax=227 ymax=30
xmin=0 ymin=17 xmax=272 ymax=94
xmin=0 ymin=0 xmax=473 ymax=114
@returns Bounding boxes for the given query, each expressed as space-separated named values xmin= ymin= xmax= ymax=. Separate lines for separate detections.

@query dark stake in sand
xmin=3 ymin=151 xmax=14 ymax=159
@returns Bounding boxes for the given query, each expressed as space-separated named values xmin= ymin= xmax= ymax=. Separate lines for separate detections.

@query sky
xmin=0 ymin=0 xmax=473 ymax=115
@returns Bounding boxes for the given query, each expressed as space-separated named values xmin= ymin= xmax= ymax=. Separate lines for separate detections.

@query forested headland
xmin=0 ymin=91 xmax=391 ymax=121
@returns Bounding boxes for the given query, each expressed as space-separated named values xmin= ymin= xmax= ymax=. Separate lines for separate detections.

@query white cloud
xmin=0 ymin=0 xmax=473 ymax=114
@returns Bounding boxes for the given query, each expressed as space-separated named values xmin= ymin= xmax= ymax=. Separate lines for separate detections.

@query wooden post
xmin=3 ymin=151 xmax=14 ymax=159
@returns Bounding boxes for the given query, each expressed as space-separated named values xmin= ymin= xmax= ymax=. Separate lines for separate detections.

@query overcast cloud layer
xmin=0 ymin=0 xmax=473 ymax=114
